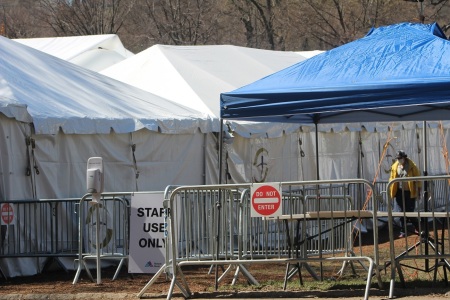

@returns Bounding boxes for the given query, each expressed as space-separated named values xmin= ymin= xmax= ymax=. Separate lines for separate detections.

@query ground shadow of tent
xmin=220 ymin=22 xmax=450 ymax=180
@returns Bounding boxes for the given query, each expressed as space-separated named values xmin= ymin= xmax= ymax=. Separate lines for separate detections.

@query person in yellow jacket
xmin=389 ymin=150 xmax=422 ymax=238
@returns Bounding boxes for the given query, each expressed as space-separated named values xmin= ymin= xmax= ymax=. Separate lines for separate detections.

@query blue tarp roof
xmin=220 ymin=22 xmax=450 ymax=124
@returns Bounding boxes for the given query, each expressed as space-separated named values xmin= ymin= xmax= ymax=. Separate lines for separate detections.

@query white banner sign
xmin=129 ymin=192 xmax=166 ymax=273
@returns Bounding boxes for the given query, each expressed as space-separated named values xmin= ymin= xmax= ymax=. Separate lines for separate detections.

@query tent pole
xmin=423 ymin=121 xmax=427 ymax=177
xmin=422 ymin=121 xmax=430 ymax=271
xmin=215 ymin=119 xmax=224 ymax=290
xmin=218 ymin=119 xmax=224 ymax=184
xmin=315 ymin=123 xmax=320 ymax=180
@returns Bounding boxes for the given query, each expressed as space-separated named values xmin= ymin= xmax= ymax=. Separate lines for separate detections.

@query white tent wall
xmin=0 ymin=115 xmax=34 ymax=200
xmin=204 ymin=133 xmax=220 ymax=185
xmin=360 ymin=122 xmax=449 ymax=183
xmin=31 ymin=131 xmax=135 ymax=198
xmin=0 ymin=123 xmax=213 ymax=200
xmin=0 ymin=258 xmax=47 ymax=278
xmin=225 ymin=122 xmax=450 ymax=185
xmin=358 ymin=131 xmax=388 ymax=182
xmin=3 ymin=127 xmax=210 ymax=199
xmin=426 ymin=125 xmax=447 ymax=175
xmin=131 ymin=129 xmax=208 ymax=190
xmin=359 ymin=123 xmax=416 ymax=182
xmin=0 ymin=118 xmax=212 ymax=201
xmin=319 ymin=131 xmax=360 ymax=179
xmin=0 ymin=114 xmax=50 ymax=277
xmin=225 ymin=131 xmax=314 ymax=183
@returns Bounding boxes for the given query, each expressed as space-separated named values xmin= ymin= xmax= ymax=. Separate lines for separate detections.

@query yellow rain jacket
xmin=389 ymin=158 xmax=422 ymax=199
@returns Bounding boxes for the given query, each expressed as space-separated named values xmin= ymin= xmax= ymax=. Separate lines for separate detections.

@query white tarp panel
xmin=0 ymin=36 xmax=215 ymax=135
xmin=0 ymin=114 xmax=211 ymax=200
xmin=225 ymin=132 xmax=316 ymax=183
xmin=14 ymin=34 xmax=134 ymax=72
xmin=227 ymin=122 xmax=450 ymax=184
xmin=227 ymin=130 xmax=359 ymax=183
xmin=0 ymin=116 xmax=34 ymax=199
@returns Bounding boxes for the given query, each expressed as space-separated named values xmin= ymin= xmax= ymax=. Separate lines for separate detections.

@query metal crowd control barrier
xmin=138 ymin=179 xmax=384 ymax=300
xmin=72 ymin=193 xmax=130 ymax=285
xmin=0 ymin=198 xmax=80 ymax=278
xmin=385 ymin=175 xmax=450 ymax=299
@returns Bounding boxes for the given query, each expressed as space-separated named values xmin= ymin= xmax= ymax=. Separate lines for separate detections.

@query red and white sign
xmin=251 ymin=183 xmax=282 ymax=217
xmin=1 ymin=203 xmax=14 ymax=225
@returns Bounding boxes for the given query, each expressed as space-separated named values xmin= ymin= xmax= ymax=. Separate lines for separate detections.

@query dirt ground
xmin=1 ymin=229 xmax=450 ymax=299
xmin=1 ymin=264 xmax=450 ymax=300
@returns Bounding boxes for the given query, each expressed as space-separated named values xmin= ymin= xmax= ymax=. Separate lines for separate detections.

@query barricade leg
xmin=137 ymin=264 xmax=167 ymax=298
xmin=164 ymin=265 xmax=190 ymax=300
xmin=220 ymin=264 xmax=259 ymax=286
xmin=218 ymin=264 xmax=234 ymax=283
xmin=112 ymin=257 xmax=128 ymax=280
xmin=72 ymin=258 xmax=94 ymax=284
xmin=284 ymin=262 xmax=303 ymax=289
xmin=173 ymin=265 xmax=191 ymax=297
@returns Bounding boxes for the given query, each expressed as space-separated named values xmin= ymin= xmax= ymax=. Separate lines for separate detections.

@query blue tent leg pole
xmin=215 ymin=119 xmax=224 ymax=291
xmin=315 ymin=122 xmax=319 ymax=180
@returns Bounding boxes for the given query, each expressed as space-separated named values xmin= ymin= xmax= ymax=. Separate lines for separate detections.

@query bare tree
xmin=2 ymin=0 xmax=448 ymax=53
xmin=226 ymin=0 xmax=302 ymax=50
xmin=300 ymin=0 xmax=423 ymax=49
xmin=37 ymin=0 xmax=135 ymax=36
xmin=425 ymin=0 xmax=450 ymax=33
xmin=0 ymin=0 xmax=48 ymax=38
xmin=127 ymin=0 xmax=225 ymax=47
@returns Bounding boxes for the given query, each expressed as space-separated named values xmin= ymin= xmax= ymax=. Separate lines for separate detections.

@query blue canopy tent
xmin=220 ymin=23 xmax=450 ymax=295
xmin=220 ymin=22 xmax=450 ymax=180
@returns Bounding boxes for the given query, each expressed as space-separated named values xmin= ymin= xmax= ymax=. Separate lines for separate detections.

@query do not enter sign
xmin=1 ymin=203 xmax=14 ymax=225
xmin=251 ymin=183 xmax=282 ymax=217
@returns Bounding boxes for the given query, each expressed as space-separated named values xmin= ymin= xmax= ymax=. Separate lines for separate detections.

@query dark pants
xmin=395 ymin=189 xmax=418 ymax=233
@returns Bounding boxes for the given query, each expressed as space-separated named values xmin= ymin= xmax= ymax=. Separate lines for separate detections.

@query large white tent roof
xmin=0 ymin=36 xmax=214 ymax=135
xmin=14 ymin=34 xmax=134 ymax=72
xmin=102 ymin=44 xmax=314 ymax=117
xmin=101 ymin=44 xmax=322 ymax=136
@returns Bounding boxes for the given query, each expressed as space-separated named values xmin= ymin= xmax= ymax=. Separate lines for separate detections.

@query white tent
xmin=100 ymin=44 xmax=450 ymax=185
xmin=100 ymin=44 xmax=321 ymax=137
xmin=0 ymin=36 xmax=221 ymax=277
xmin=14 ymin=34 xmax=134 ymax=72
xmin=0 ymin=35 xmax=215 ymax=200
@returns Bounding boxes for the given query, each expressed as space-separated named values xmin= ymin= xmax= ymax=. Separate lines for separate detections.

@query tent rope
xmin=439 ymin=121 xmax=450 ymax=180
xmin=352 ymin=125 xmax=395 ymax=238
xmin=364 ymin=125 xmax=395 ymax=210
xmin=130 ymin=133 xmax=139 ymax=192
xmin=298 ymin=133 xmax=305 ymax=181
